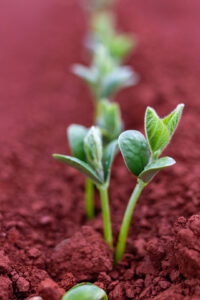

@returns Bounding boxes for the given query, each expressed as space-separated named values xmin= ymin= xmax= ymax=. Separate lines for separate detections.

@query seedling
xmin=89 ymin=12 xmax=135 ymax=63
xmin=72 ymin=44 xmax=138 ymax=104
xmin=62 ymin=283 xmax=108 ymax=300
xmin=115 ymin=104 xmax=184 ymax=264
xmin=53 ymin=125 xmax=118 ymax=248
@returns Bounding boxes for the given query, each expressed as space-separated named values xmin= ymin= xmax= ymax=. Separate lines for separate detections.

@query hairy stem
xmin=98 ymin=185 xmax=113 ymax=249
xmin=85 ymin=178 xmax=95 ymax=219
xmin=115 ymin=179 xmax=146 ymax=265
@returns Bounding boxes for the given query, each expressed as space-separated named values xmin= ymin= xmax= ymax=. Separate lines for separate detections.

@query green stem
xmin=85 ymin=178 xmax=95 ymax=219
xmin=115 ymin=179 xmax=147 ymax=265
xmin=98 ymin=185 xmax=113 ymax=249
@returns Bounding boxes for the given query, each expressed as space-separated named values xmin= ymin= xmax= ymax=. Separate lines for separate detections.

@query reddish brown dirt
xmin=0 ymin=0 xmax=200 ymax=299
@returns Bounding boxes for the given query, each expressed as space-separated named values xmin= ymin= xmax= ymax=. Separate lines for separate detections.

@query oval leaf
xmin=118 ymin=130 xmax=150 ymax=176
xmin=103 ymin=139 xmax=118 ymax=184
xmin=145 ymin=107 xmax=170 ymax=155
xmin=139 ymin=156 xmax=176 ymax=183
xmin=53 ymin=154 xmax=103 ymax=185
xmin=162 ymin=104 xmax=184 ymax=137
xmin=62 ymin=283 xmax=108 ymax=300
xmin=67 ymin=124 xmax=88 ymax=161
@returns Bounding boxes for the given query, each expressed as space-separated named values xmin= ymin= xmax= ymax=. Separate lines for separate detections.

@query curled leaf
xmin=118 ymin=130 xmax=150 ymax=177
xmin=103 ymin=139 xmax=118 ymax=184
xmin=84 ymin=127 xmax=104 ymax=180
xmin=67 ymin=124 xmax=88 ymax=161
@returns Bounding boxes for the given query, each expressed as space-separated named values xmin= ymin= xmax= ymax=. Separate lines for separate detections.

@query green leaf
xmin=67 ymin=124 xmax=88 ymax=161
xmin=109 ymin=34 xmax=134 ymax=60
xmin=103 ymin=140 xmax=118 ymax=183
xmin=139 ymin=156 xmax=176 ymax=183
xmin=62 ymin=283 xmax=108 ymax=300
xmin=72 ymin=64 xmax=98 ymax=85
xmin=84 ymin=127 xmax=104 ymax=181
xmin=53 ymin=154 xmax=103 ymax=185
xmin=145 ymin=107 xmax=170 ymax=156
xmin=101 ymin=66 xmax=137 ymax=98
xmin=96 ymin=101 xmax=122 ymax=143
xmin=162 ymin=104 xmax=184 ymax=137
xmin=118 ymin=130 xmax=150 ymax=177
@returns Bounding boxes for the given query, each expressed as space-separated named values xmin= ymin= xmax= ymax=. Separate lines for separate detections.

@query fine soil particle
xmin=0 ymin=0 xmax=200 ymax=299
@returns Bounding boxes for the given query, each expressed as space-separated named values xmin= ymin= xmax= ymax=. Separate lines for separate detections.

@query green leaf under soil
xmin=118 ymin=130 xmax=150 ymax=177
xmin=62 ymin=283 xmax=108 ymax=300
xmin=139 ymin=156 xmax=176 ymax=183
xmin=53 ymin=154 xmax=103 ymax=185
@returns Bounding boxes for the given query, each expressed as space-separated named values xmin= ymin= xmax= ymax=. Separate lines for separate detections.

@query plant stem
xmin=98 ymin=185 xmax=113 ymax=249
xmin=85 ymin=178 xmax=95 ymax=219
xmin=115 ymin=179 xmax=146 ymax=265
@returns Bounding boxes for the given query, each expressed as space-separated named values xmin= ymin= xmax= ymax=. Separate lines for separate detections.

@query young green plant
xmin=62 ymin=283 xmax=108 ymax=300
xmin=53 ymin=125 xmax=118 ymax=248
xmin=89 ymin=11 xmax=135 ymax=63
xmin=115 ymin=104 xmax=184 ymax=264
xmin=72 ymin=45 xmax=137 ymax=106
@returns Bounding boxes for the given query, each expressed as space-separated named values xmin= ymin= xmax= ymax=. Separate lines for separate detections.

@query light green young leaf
xmin=109 ymin=34 xmax=134 ymax=61
xmin=162 ymin=104 xmax=184 ymax=137
xmin=72 ymin=64 xmax=98 ymax=85
xmin=53 ymin=154 xmax=103 ymax=185
xmin=145 ymin=107 xmax=170 ymax=156
xmin=139 ymin=156 xmax=176 ymax=183
xmin=62 ymin=282 xmax=108 ymax=300
xmin=67 ymin=124 xmax=88 ymax=161
xmin=118 ymin=130 xmax=150 ymax=177
xmin=103 ymin=140 xmax=118 ymax=183
xmin=96 ymin=100 xmax=122 ymax=143
xmin=84 ymin=127 xmax=104 ymax=181
xmin=101 ymin=66 xmax=138 ymax=98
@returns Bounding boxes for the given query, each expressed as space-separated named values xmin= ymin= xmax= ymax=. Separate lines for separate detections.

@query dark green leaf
xmin=103 ymin=140 xmax=118 ymax=183
xmin=67 ymin=124 xmax=88 ymax=161
xmin=118 ymin=130 xmax=150 ymax=176
xmin=162 ymin=104 xmax=184 ymax=137
xmin=62 ymin=283 xmax=108 ymax=300
xmin=139 ymin=156 xmax=176 ymax=183
xmin=53 ymin=154 xmax=103 ymax=185
xmin=145 ymin=107 xmax=170 ymax=155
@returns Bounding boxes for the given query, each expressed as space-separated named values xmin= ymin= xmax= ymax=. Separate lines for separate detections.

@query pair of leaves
xmin=119 ymin=130 xmax=176 ymax=183
xmin=72 ymin=45 xmax=137 ymax=100
xmin=118 ymin=104 xmax=184 ymax=183
xmin=96 ymin=100 xmax=123 ymax=143
xmin=62 ymin=282 xmax=108 ymax=300
xmin=53 ymin=125 xmax=118 ymax=186
xmin=145 ymin=104 xmax=184 ymax=157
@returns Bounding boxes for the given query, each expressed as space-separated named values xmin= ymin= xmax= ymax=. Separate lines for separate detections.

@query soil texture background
xmin=0 ymin=0 xmax=200 ymax=299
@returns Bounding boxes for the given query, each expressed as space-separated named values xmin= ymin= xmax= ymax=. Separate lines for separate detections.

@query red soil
xmin=0 ymin=0 xmax=200 ymax=299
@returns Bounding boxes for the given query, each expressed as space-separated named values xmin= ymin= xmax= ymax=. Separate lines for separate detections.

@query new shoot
xmin=62 ymin=283 xmax=108 ymax=300
xmin=115 ymin=104 xmax=184 ymax=265
xmin=72 ymin=45 xmax=138 ymax=105
xmin=53 ymin=125 xmax=118 ymax=249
